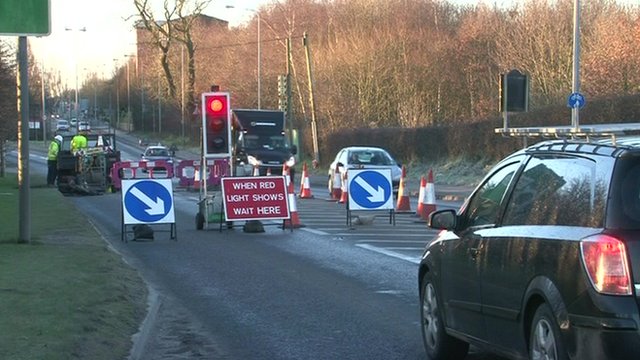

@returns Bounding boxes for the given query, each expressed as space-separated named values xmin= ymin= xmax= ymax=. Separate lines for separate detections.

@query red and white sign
xmin=221 ymin=176 xmax=290 ymax=221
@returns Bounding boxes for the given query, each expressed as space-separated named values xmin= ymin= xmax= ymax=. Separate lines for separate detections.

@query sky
xmin=11 ymin=0 xmax=640 ymax=88
xmin=27 ymin=0 xmax=271 ymax=88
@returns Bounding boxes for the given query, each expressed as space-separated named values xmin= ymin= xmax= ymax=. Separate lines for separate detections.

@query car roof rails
xmin=495 ymin=122 xmax=640 ymax=146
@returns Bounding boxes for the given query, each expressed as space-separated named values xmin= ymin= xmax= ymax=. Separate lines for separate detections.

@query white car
xmin=327 ymin=146 xmax=402 ymax=194
xmin=56 ymin=119 xmax=70 ymax=132
xmin=77 ymin=121 xmax=90 ymax=132
xmin=70 ymin=118 xmax=77 ymax=127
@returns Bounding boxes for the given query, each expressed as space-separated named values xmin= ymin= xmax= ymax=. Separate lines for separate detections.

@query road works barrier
xmin=111 ymin=160 xmax=174 ymax=191
xmin=176 ymin=159 xmax=230 ymax=190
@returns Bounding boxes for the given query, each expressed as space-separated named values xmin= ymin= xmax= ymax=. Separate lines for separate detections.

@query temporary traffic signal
xmin=201 ymin=92 xmax=231 ymax=158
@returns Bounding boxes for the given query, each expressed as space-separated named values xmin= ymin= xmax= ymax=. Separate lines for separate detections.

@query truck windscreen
xmin=242 ymin=134 xmax=289 ymax=151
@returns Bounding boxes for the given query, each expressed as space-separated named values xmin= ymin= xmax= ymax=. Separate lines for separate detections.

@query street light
xmin=124 ymin=54 xmax=134 ymax=122
xmin=113 ymin=58 xmax=120 ymax=129
xmin=64 ymin=26 xmax=86 ymax=119
xmin=225 ymin=5 xmax=261 ymax=109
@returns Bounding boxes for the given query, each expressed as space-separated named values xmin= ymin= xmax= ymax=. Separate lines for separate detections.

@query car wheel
xmin=529 ymin=303 xmax=568 ymax=360
xmin=420 ymin=275 xmax=469 ymax=360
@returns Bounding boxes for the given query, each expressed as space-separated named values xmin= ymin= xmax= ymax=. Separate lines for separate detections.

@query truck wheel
xmin=529 ymin=303 xmax=568 ymax=360
xmin=196 ymin=212 xmax=205 ymax=230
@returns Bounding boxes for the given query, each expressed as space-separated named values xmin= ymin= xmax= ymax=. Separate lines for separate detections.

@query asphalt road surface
xmin=11 ymin=128 xmax=502 ymax=360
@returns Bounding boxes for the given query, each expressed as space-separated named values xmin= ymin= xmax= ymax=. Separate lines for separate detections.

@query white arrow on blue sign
xmin=122 ymin=179 xmax=175 ymax=224
xmin=567 ymin=92 xmax=585 ymax=109
xmin=348 ymin=169 xmax=394 ymax=211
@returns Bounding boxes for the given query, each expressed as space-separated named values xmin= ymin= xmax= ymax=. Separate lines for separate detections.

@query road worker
xmin=47 ymin=134 xmax=63 ymax=187
xmin=71 ymin=130 xmax=88 ymax=154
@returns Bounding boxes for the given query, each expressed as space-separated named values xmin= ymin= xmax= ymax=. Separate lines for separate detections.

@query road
xmin=11 ymin=127 xmax=503 ymax=360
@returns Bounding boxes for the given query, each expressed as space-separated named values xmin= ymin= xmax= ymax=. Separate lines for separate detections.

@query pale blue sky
xmin=24 ymin=0 xmax=638 ymax=88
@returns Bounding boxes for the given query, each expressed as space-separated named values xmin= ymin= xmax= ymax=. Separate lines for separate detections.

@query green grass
xmin=0 ymin=174 xmax=147 ymax=360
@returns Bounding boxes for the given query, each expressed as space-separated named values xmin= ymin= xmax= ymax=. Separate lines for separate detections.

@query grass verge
xmin=0 ymin=174 xmax=147 ymax=360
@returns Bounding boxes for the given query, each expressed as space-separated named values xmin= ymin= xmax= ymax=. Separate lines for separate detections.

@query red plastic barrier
xmin=110 ymin=160 xmax=175 ymax=190
xmin=176 ymin=159 xmax=230 ymax=190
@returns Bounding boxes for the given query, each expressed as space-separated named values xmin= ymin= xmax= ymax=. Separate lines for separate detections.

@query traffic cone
xmin=415 ymin=176 xmax=426 ymax=219
xmin=283 ymin=176 xmax=304 ymax=229
xmin=299 ymin=162 xmax=314 ymax=199
xmin=330 ymin=163 xmax=342 ymax=201
xmin=424 ymin=169 xmax=437 ymax=217
xmin=396 ymin=165 xmax=411 ymax=212
xmin=283 ymin=164 xmax=291 ymax=189
xmin=417 ymin=170 xmax=437 ymax=221
xmin=338 ymin=170 xmax=348 ymax=204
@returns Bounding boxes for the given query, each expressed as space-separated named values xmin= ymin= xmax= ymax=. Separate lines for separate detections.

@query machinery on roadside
xmin=56 ymin=132 xmax=121 ymax=195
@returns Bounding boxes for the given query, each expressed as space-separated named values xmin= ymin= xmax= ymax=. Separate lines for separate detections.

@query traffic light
xmin=201 ymin=92 xmax=231 ymax=158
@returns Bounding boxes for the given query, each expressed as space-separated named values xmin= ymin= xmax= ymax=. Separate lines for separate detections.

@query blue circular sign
xmin=350 ymin=171 xmax=392 ymax=209
xmin=567 ymin=92 xmax=585 ymax=109
xmin=124 ymin=181 xmax=173 ymax=222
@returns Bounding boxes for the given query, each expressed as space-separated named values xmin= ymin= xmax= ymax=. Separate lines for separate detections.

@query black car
xmin=419 ymin=138 xmax=640 ymax=360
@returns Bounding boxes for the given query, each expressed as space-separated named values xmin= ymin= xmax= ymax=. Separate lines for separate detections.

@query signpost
xmin=567 ymin=92 xmax=585 ymax=109
xmin=121 ymin=179 xmax=176 ymax=241
xmin=346 ymin=169 xmax=395 ymax=226
xmin=221 ymin=176 xmax=290 ymax=222
xmin=0 ymin=0 xmax=51 ymax=36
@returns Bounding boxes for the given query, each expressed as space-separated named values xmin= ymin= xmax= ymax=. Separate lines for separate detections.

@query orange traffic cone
xmin=416 ymin=170 xmax=437 ymax=220
xmin=423 ymin=169 xmax=437 ymax=218
xmin=396 ymin=165 xmax=411 ymax=212
xmin=299 ymin=162 xmax=314 ymax=199
xmin=416 ymin=176 xmax=426 ymax=219
xmin=338 ymin=170 xmax=348 ymax=204
xmin=282 ymin=164 xmax=291 ymax=189
xmin=330 ymin=163 xmax=342 ymax=201
xmin=283 ymin=176 xmax=304 ymax=229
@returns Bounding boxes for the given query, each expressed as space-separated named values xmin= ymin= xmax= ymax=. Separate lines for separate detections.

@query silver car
xmin=327 ymin=146 xmax=402 ymax=194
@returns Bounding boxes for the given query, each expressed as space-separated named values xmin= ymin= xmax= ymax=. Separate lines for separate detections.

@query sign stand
xmin=120 ymin=179 xmax=177 ymax=242
xmin=346 ymin=169 xmax=395 ymax=227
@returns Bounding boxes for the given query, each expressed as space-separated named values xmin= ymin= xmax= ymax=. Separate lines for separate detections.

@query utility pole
xmin=303 ymin=32 xmax=320 ymax=165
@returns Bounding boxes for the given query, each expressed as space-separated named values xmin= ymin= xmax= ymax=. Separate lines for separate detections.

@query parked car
xmin=327 ymin=146 xmax=402 ymax=194
xmin=55 ymin=119 xmax=70 ymax=132
xmin=418 ymin=138 xmax=640 ymax=360
xmin=141 ymin=145 xmax=173 ymax=173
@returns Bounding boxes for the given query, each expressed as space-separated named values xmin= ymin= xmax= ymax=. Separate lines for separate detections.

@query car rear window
xmin=503 ymin=155 xmax=607 ymax=228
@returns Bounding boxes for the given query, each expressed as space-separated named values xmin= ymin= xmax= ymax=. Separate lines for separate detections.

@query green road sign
xmin=0 ymin=0 xmax=50 ymax=36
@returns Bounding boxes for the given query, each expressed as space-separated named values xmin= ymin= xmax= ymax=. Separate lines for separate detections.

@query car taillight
xmin=580 ymin=235 xmax=632 ymax=295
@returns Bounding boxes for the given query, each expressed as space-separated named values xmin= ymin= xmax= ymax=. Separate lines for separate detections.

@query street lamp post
xmin=113 ymin=58 xmax=120 ymax=129
xmin=226 ymin=5 xmax=261 ymax=108
xmin=64 ymin=26 xmax=86 ymax=119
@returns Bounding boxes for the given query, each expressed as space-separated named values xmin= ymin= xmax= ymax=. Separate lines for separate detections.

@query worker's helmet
xmin=54 ymin=135 xmax=63 ymax=143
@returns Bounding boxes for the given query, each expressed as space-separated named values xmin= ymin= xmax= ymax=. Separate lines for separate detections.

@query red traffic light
xmin=201 ymin=92 xmax=231 ymax=158
xmin=205 ymin=95 xmax=227 ymax=116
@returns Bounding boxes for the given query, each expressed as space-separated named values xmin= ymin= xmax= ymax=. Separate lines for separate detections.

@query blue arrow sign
xmin=567 ymin=92 xmax=585 ymax=109
xmin=348 ymin=169 xmax=393 ymax=210
xmin=122 ymin=179 xmax=174 ymax=224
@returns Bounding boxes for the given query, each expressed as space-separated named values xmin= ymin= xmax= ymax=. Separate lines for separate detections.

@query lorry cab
xmin=231 ymin=109 xmax=297 ymax=179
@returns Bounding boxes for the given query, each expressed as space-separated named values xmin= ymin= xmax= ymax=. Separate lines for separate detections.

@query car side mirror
xmin=428 ymin=209 xmax=457 ymax=230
